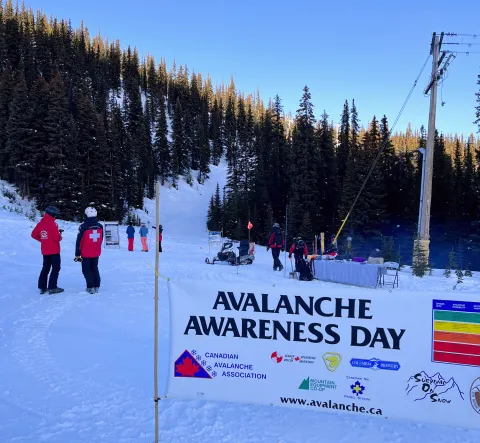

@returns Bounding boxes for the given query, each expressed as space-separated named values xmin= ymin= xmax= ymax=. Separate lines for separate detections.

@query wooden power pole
xmin=414 ymin=32 xmax=443 ymax=265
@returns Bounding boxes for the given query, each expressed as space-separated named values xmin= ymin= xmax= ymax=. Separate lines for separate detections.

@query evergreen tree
xmin=290 ymin=86 xmax=318 ymax=236
xmin=463 ymin=139 xmax=476 ymax=221
xmin=475 ymin=73 xmax=480 ymax=133
xmin=316 ymin=111 xmax=338 ymax=232
xmin=195 ymin=102 xmax=211 ymax=183
xmin=431 ymin=132 xmax=454 ymax=222
xmin=153 ymin=97 xmax=171 ymax=185
xmin=0 ymin=66 xmax=14 ymax=177
xmin=337 ymin=100 xmax=350 ymax=190
xmin=452 ymin=138 xmax=463 ymax=222
xmin=210 ymin=96 xmax=224 ymax=165
xmin=43 ymin=72 xmax=81 ymax=219
xmin=379 ymin=115 xmax=397 ymax=225
xmin=75 ymin=90 xmax=111 ymax=211
xmin=5 ymin=72 xmax=32 ymax=195
xmin=105 ymin=97 xmax=126 ymax=220
xmin=171 ymin=97 xmax=188 ymax=182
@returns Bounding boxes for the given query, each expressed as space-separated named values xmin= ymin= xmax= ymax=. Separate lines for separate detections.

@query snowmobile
xmin=236 ymin=239 xmax=255 ymax=265
xmin=205 ymin=240 xmax=255 ymax=265
xmin=205 ymin=241 xmax=237 ymax=265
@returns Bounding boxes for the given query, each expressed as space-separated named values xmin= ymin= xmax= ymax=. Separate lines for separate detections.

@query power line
xmin=444 ymin=50 xmax=480 ymax=54
xmin=333 ymin=53 xmax=432 ymax=243
xmin=443 ymin=42 xmax=480 ymax=46
xmin=443 ymin=33 xmax=479 ymax=37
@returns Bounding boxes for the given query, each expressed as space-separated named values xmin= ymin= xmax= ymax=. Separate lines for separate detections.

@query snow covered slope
xmin=1 ymin=172 xmax=480 ymax=443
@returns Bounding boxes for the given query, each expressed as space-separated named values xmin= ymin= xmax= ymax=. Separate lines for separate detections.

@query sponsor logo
xmin=271 ymin=351 xmax=316 ymax=364
xmin=323 ymin=352 xmax=342 ymax=372
xmin=405 ymin=371 xmax=465 ymax=403
xmin=40 ymin=230 xmax=48 ymax=239
xmin=350 ymin=380 xmax=365 ymax=396
xmin=174 ymin=350 xmax=212 ymax=379
xmin=344 ymin=376 xmax=370 ymax=401
xmin=470 ymin=377 xmax=480 ymax=414
xmin=350 ymin=357 xmax=400 ymax=371
xmin=298 ymin=377 xmax=337 ymax=392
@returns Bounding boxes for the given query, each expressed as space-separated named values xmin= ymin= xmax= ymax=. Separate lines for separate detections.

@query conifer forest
xmin=0 ymin=1 xmax=480 ymax=267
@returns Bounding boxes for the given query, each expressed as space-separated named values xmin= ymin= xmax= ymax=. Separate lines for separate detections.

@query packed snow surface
xmin=1 ymin=164 xmax=480 ymax=442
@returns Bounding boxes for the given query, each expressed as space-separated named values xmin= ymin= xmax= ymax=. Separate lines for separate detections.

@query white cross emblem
xmin=89 ymin=230 xmax=101 ymax=242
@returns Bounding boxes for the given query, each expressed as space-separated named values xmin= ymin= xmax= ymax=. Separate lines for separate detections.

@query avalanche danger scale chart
xmin=432 ymin=300 xmax=480 ymax=367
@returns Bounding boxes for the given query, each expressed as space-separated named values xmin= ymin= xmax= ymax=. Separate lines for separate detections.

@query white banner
xmin=166 ymin=280 xmax=480 ymax=430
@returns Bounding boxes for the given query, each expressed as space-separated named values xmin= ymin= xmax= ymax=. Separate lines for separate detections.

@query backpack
xmin=296 ymin=259 xmax=313 ymax=281
xmin=274 ymin=230 xmax=283 ymax=246
xmin=295 ymin=239 xmax=305 ymax=251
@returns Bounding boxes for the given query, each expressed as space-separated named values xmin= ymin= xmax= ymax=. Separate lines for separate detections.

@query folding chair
xmin=382 ymin=262 xmax=399 ymax=288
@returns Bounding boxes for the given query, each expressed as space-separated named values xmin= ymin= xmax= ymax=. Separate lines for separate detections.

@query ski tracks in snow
xmin=4 ymin=292 xmax=153 ymax=443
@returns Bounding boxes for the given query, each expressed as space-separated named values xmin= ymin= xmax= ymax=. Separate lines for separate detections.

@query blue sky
xmin=24 ymin=0 xmax=480 ymax=136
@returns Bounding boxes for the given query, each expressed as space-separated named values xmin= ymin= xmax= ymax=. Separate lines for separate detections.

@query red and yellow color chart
xmin=432 ymin=300 xmax=480 ymax=367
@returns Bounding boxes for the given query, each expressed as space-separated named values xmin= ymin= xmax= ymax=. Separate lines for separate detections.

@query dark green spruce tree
xmin=290 ymin=86 xmax=317 ymax=238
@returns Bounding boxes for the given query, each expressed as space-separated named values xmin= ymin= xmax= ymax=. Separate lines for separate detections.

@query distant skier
xmin=266 ymin=223 xmax=284 ymax=271
xmin=139 ymin=223 xmax=149 ymax=252
xmin=75 ymin=207 xmax=104 ymax=294
xmin=126 ymin=222 xmax=135 ymax=251
xmin=31 ymin=205 xmax=64 ymax=294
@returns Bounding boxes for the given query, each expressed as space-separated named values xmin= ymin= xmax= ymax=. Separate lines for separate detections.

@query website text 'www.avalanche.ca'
xmin=279 ymin=397 xmax=383 ymax=415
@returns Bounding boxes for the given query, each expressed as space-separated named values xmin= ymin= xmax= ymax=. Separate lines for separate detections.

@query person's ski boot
xmin=86 ymin=288 xmax=96 ymax=294
xmin=278 ymin=264 xmax=284 ymax=271
xmin=40 ymin=289 xmax=47 ymax=294
xmin=48 ymin=288 xmax=64 ymax=295
xmin=94 ymin=287 xmax=99 ymax=293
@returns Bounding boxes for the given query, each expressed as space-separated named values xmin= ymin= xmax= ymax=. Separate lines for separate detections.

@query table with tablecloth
xmin=311 ymin=259 xmax=383 ymax=288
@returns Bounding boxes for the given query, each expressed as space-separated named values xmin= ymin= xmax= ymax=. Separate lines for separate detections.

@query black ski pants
xmin=271 ymin=248 xmax=283 ymax=270
xmin=38 ymin=253 xmax=61 ymax=290
xmin=159 ymin=241 xmax=162 ymax=253
xmin=82 ymin=257 xmax=101 ymax=289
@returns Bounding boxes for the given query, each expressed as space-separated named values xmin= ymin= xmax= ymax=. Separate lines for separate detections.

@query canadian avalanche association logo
xmin=471 ymin=377 xmax=480 ymax=414
xmin=174 ymin=350 xmax=212 ymax=379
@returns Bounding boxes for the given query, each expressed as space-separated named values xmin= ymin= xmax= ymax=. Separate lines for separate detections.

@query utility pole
xmin=414 ymin=32 xmax=443 ymax=266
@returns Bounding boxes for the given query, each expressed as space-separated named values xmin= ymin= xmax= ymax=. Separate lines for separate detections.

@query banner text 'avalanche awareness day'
xmin=166 ymin=280 xmax=480 ymax=431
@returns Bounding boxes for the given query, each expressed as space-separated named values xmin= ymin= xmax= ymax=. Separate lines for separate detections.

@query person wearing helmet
xmin=266 ymin=223 xmax=284 ymax=271
xmin=31 ymin=205 xmax=64 ymax=294
xmin=75 ymin=207 xmax=104 ymax=294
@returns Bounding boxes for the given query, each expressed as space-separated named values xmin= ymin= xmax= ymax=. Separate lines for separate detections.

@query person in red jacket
xmin=153 ymin=224 xmax=163 ymax=252
xmin=288 ymin=237 xmax=309 ymax=270
xmin=266 ymin=223 xmax=284 ymax=271
xmin=31 ymin=206 xmax=64 ymax=294
xmin=75 ymin=207 xmax=104 ymax=294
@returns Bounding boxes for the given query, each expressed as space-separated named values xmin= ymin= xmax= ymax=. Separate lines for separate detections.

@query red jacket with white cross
xmin=75 ymin=218 xmax=104 ymax=258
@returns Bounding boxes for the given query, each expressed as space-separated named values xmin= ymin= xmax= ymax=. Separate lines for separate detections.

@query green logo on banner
xmin=299 ymin=377 xmax=310 ymax=390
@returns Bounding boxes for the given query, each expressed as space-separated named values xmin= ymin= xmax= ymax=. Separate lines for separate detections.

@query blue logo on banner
xmin=350 ymin=357 xmax=400 ymax=371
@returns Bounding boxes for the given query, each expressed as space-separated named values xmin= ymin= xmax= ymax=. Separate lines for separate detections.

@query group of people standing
xmin=266 ymin=223 xmax=313 ymax=280
xmin=126 ymin=222 xmax=163 ymax=252
xmin=32 ymin=206 xmax=164 ymax=295
xmin=31 ymin=206 xmax=103 ymax=294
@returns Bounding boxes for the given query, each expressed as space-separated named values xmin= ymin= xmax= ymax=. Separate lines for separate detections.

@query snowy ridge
xmin=1 ymin=172 xmax=480 ymax=442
